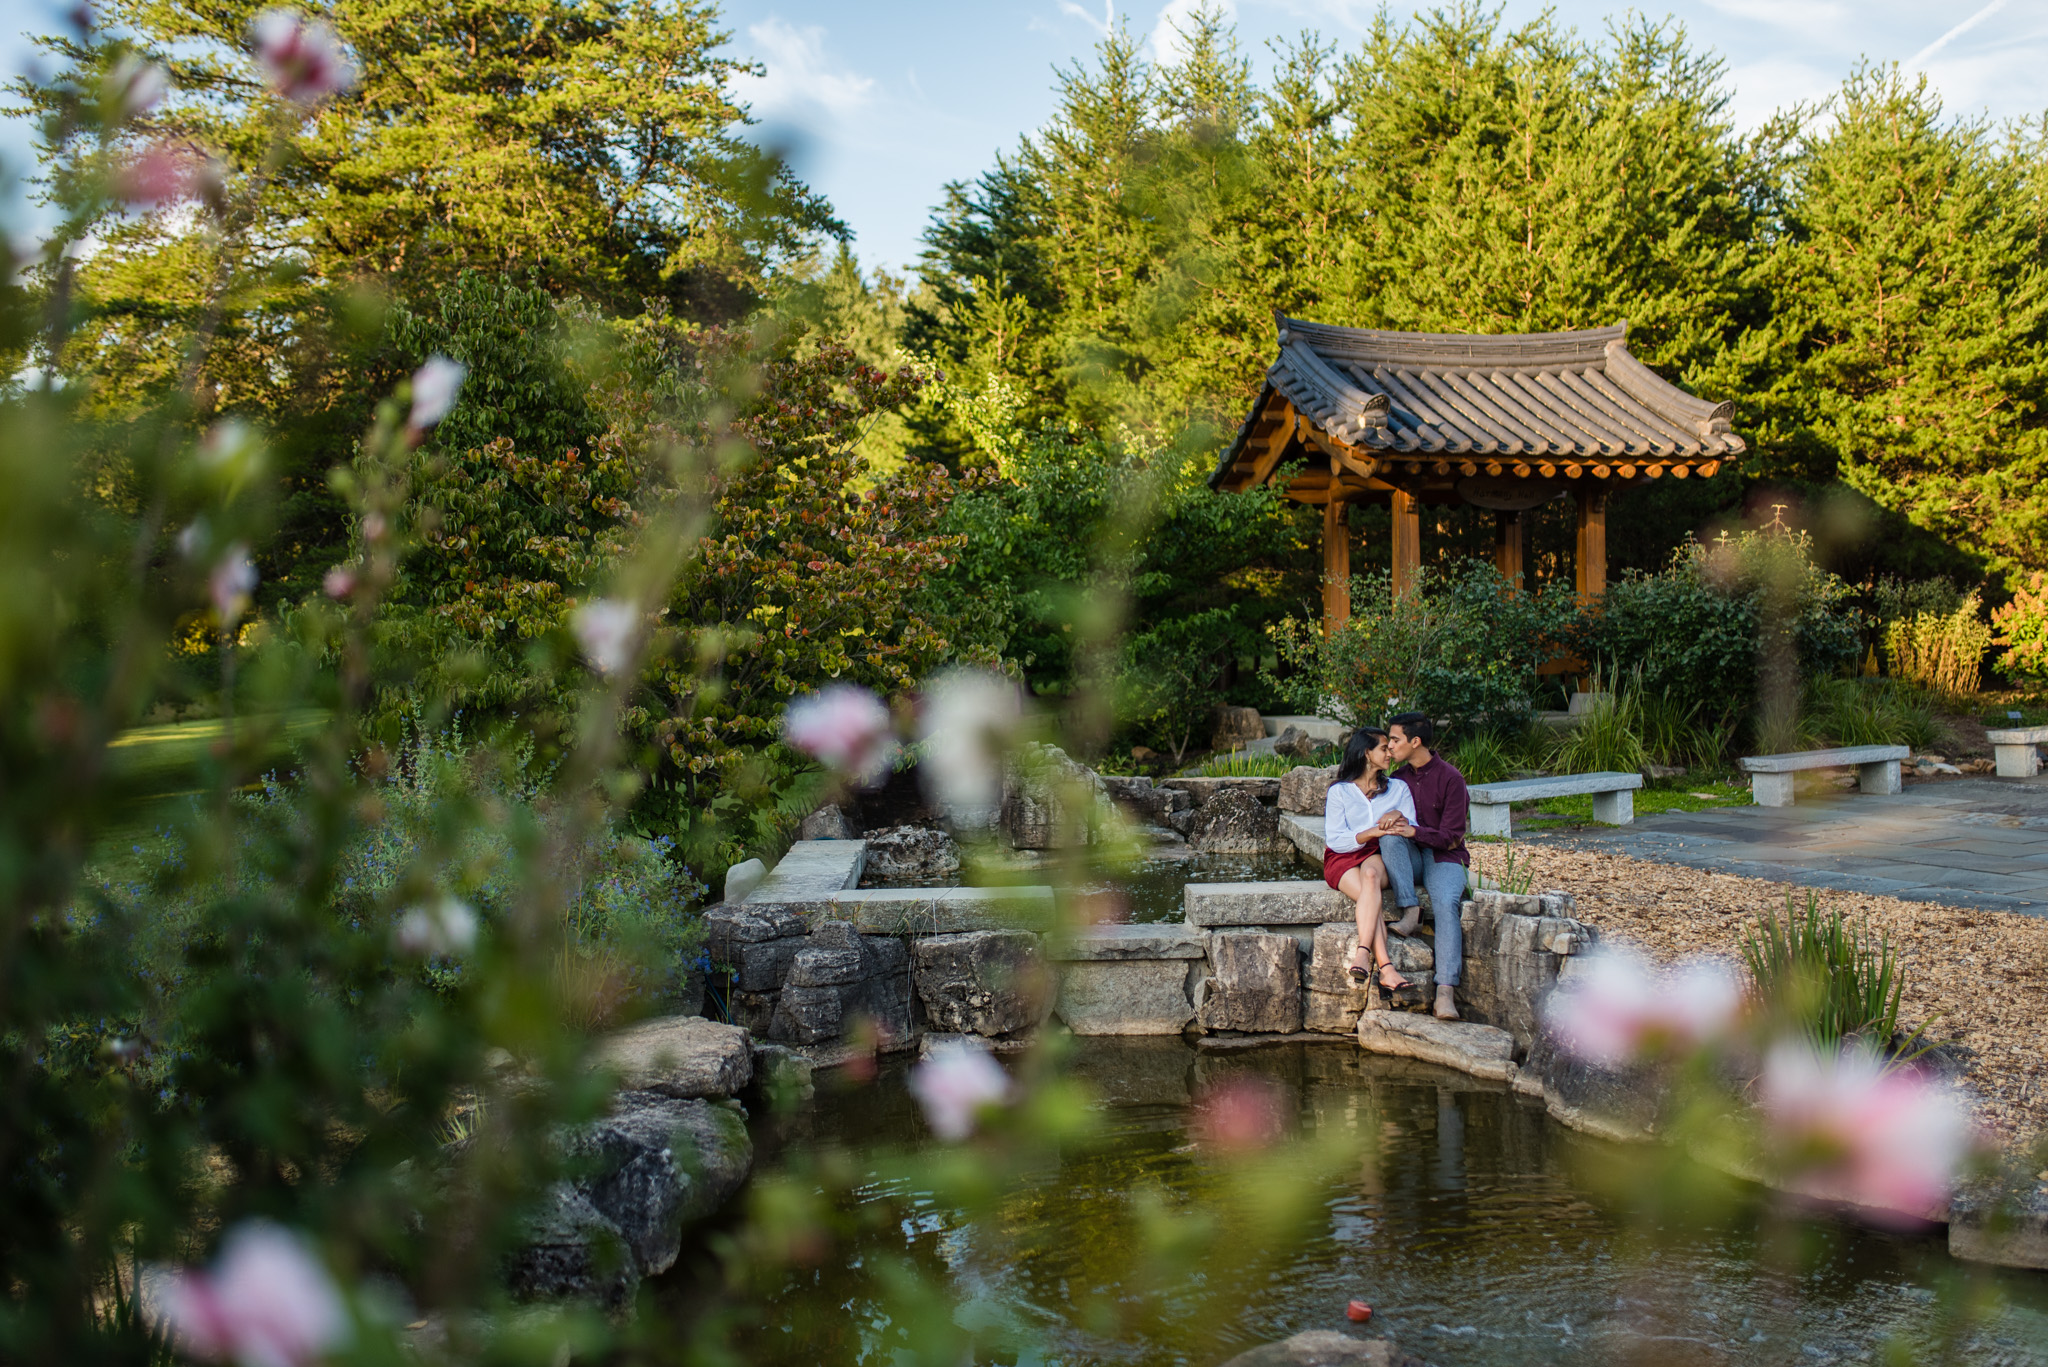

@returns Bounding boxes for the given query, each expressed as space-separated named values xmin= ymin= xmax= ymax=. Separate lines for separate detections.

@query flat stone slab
xmin=1356 ymin=1011 xmax=1516 ymax=1082
xmin=1260 ymin=715 xmax=1348 ymax=743
xmin=593 ymin=1015 xmax=753 ymax=1099
xmin=1049 ymin=922 xmax=1209 ymax=961
xmin=746 ymin=840 xmax=867 ymax=904
xmin=1740 ymin=745 xmax=1908 ymax=773
xmin=1218 ymin=1330 xmax=1421 ymax=1367
xmin=1056 ymin=958 xmax=1197 ymax=1035
xmin=1469 ymin=771 xmax=1642 ymax=803
xmin=1278 ymin=812 xmax=1325 ymax=860
xmin=1162 ymin=776 xmax=1281 ymax=803
xmin=1986 ymin=726 xmax=2048 ymax=744
xmin=1185 ymin=879 xmax=1351 ymax=927
xmin=824 ymin=886 xmax=1056 ymax=934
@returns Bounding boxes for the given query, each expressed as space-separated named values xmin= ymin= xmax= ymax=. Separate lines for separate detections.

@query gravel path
xmin=1504 ymin=840 xmax=2048 ymax=1151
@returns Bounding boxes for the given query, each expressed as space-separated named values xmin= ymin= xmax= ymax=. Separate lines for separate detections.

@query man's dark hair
xmin=1388 ymin=712 xmax=1435 ymax=749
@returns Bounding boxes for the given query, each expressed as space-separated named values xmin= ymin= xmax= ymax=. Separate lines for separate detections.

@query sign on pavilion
xmin=1209 ymin=315 xmax=1748 ymax=633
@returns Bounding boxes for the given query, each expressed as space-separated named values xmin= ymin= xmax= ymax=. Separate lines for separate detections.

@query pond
xmin=678 ymin=1038 xmax=2048 ymax=1367
xmin=865 ymin=850 xmax=1308 ymax=924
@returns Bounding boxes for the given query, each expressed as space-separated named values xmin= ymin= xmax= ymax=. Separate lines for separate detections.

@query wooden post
xmin=1575 ymin=487 xmax=1607 ymax=602
xmin=1390 ymin=489 xmax=1421 ymax=598
xmin=1493 ymin=509 xmax=1524 ymax=589
xmin=1322 ymin=498 xmax=1351 ymax=635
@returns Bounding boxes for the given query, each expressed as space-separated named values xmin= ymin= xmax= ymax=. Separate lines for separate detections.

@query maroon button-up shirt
xmin=1393 ymin=752 xmax=1470 ymax=867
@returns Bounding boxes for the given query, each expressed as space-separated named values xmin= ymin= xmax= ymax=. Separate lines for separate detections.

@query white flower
xmin=783 ymin=685 xmax=897 ymax=787
xmin=148 ymin=1221 xmax=349 ymax=1367
xmin=394 ymin=896 xmax=477 ymax=957
xmin=571 ymin=598 xmax=637 ymax=676
xmin=1543 ymin=947 xmax=1740 ymax=1067
xmin=249 ymin=9 xmax=353 ymax=105
xmin=210 ymin=546 xmax=258 ymax=627
xmin=1759 ymin=1040 xmax=1976 ymax=1222
xmin=907 ymin=1039 xmax=1012 ymax=1141
xmin=197 ymin=419 xmax=266 ymax=498
xmin=406 ymin=355 xmax=466 ymax=432
xmin=915 ymin=668 xmax=1022 ymax=824
xmin=107 ymin=54 xmax=169 ymax=117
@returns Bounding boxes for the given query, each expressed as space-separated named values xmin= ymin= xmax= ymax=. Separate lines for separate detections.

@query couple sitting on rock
xmin=1320 ymin=712 xmax=1468 ymax=1021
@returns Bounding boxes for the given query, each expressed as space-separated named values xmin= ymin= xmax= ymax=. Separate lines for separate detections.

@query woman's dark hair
xmin=1335 ymin=726 xmax=1389 ymax=793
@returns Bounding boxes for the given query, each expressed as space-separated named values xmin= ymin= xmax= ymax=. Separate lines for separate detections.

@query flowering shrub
xmin=1993 ymin=571 xmax=2048 ymax=684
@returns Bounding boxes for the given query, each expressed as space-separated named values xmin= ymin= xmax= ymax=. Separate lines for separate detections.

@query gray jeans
xmin=1378 ymin=834 xmax=1466 ymax=988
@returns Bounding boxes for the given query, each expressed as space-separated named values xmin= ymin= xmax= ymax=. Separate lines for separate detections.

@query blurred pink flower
xmin=571 ymin=598 xmax=637 ymax=676
xmin=360 ymin=512 xmax=386 ymax=543
xmin=321 ymin=566 xmax=355 ymax=599
xmin=210 ymin=546 xmax=257 ymax=626
xmin=117 ymin=139 xmax=223 ymax=207
xmin=406 ymin=355 xmax=466 ymax=432
xmin=150 ymin=1221 xmax=348 ymax=1367
xmin=784 ymin=684 xmax=896 ymax=786
xmin=1759 ymin=1040 xmax=1976 ymax=1222
xmin=394 ymin=896 xmax=477 ymax=957
xmin=916 ymin=667 xmax=1022 ymax=825
xmin=908 ymin=1039 xmax=1012 ymax=1141
xmin=1191 ymin=1075 xmax=1287 ymax=1153
xmin=1544 ymin=948 xmax=1740 ymax=1067
xmin=250 ymin=9 xmax=352 ymax=104
xmin=107 ymin=53 xmax=168 ymax=117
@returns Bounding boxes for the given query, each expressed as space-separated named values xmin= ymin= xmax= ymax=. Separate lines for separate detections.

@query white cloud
xmin=727 ymin=17 xmax=876 ymax=122
xmin=1148 ymin=0 xmax=1236 ymax=65
xmin=1057 ymin=0 xmax=1114 ymax=38
xmin=1719 ymin=55 xmax=1840 ymax=131
xmin=1701 ymin=0 xmax=1852 ymax=45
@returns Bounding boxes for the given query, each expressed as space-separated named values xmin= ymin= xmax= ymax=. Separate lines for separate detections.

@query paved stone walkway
xmin=1522 ymin=775 xmax=2048 ymax=915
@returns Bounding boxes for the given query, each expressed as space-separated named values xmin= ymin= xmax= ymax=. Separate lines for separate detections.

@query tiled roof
xmin=1214 ymin=316 xmax=1744 ymax=490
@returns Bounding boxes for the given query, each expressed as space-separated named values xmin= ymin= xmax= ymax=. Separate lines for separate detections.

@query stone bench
xmin=1467 ymin=771 xmax=1642 ymax=837
xmin=744 ymin=839 xmax=867 ymax=903
xmin=1986 ymin=725 xmax=2048 ymax=778
xmin=1738 ymin=744 xmax=1907 ymax=807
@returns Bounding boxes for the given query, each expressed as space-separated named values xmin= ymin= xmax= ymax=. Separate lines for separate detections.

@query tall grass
xmin=1877 ymin=578 xmax=1994 ymax=697
xmin=1635 ymin=689 xmax=1736 ymax=771
xmin=1545 ymin=672 xmax=1647 ymax=775
xmin=1741 ymin=892 xmax=1931 ymax=1064
xmin=1802 ymin=676 xmax=1938 ymax=750
xmin=1194 ymin=751 xmax=1300 ymax=777
xmin=1447 ymin=728 xmax=1527 ymax=784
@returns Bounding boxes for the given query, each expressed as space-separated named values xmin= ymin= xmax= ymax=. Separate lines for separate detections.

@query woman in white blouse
xmin=1321 ymin=726 xmax=1416 ymax=992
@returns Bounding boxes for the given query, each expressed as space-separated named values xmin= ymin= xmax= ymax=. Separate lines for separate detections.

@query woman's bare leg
xmin=1362 ymin=858 xmax=1407 ymax=990
xmin=1336 ymin=865 xmax=1380 ymax=978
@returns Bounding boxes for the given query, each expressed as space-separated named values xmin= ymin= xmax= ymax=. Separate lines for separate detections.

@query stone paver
xmin=1522 ymin=776 xmax=2048 ymax=915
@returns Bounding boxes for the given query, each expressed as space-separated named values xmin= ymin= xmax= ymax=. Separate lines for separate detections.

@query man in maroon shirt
xmin=1374 ymin=711 xmax=1469 ymax=1020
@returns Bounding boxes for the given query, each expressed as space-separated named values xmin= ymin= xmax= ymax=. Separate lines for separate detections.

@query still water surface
xmin=701 ymin=1038 xmax=2048 ymax=1367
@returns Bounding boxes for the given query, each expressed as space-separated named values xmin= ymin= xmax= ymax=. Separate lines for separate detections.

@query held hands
xmin=1377 ymin=812 xmax=1417 ymax=838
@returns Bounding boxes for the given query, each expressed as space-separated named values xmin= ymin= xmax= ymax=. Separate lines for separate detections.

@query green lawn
xmin=92 ymin=710 xmax=327 ymax=872
xmin=1507 ymin=778 xmax=1752 ymax=830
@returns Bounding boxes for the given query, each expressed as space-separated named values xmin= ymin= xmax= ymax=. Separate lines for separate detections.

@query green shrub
xmin=1446 ymin=727 xmax=1536 ymax=784
xmin=1267 ymin=562 xmax=1580 ymax=737
xmin=1589 ymin=532 xmax=1862 ymax=729
xmin=1635 ymin=686 xmax=1736 ymax=771
xmin=1741 ymin=893 xmax=1930 ymax=1062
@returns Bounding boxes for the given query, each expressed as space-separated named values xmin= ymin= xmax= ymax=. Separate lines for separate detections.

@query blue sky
xmin=6 ymin=0 xmax=2046 ymax=273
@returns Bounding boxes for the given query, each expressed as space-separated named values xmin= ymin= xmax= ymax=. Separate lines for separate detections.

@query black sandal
xmin=1346 ymin=947 xmax=1373 ymax=985
xmin=1376 ymin=959 xmax=1411 ymax=992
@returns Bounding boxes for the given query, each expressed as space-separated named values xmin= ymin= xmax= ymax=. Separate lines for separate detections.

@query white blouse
xmin=1323 ymin=776 xmax=1416 ymax=854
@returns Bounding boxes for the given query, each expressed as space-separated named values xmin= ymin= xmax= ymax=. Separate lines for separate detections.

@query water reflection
xmin=691 ymin=1038 xmax=2048 ymax=1366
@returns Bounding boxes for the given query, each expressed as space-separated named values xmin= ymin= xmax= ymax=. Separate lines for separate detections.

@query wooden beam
xmin=1575 ymin=486 xmax=1608 ymax=604
xmin=1323 ymin=498 xmax=1352 ymax=635
xmin=1494 ymin=509 xmax=1524 ymax=590
xmin=1245 ymin=404 xmax=1297 ymax=488
xmin=1391 ymin=488 xmax=1422 ymax=599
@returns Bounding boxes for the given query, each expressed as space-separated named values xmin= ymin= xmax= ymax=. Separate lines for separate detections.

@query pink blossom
xmin=393 ymin=896 xmax=477 ymax=957
xmin=1544 ymin=948 xmax=1740 ymax=1067
xmin=1759 ymin=1040 xmax=1976 ymax=1223
xmin=360 ymin=512 xmax=386 ymax=543
xmin=107 ymin=53 xmax=168 ymax=117
xmin=210 ymin=546 xmax=258 ymax=626
xmin=1191 ymin=1075 xmax=1287 ymax=1152
xmin=784 ymin=684 xmax=896 ymax=786
xmin=149 ymin=1221 xmax=349 ymax=1367
xmin=117 ymin=139 xmax=223 ymax=207
xmin=571 ymin=598 xmax=637 ymax=676
xmin=406 ymin=355 xmax=466 ymax=432
xmin=907 ymin=1039 xmax=1012 ymax=1141
xmin=249 ymin=9 xmax=352 ymax=105
xmin=321 ymin=566 xmax=355 ymax=599
xmin=916 ymin=667 xmax=1022 ymax=825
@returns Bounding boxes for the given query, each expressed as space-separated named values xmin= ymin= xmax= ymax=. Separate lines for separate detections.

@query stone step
xmin=746 ymin=839 xmax=867 ymax=904
xmin=824 ymin=885 xmax=1056 ymax=934
xmin=1185 ymin=879 xmax=1354 ymax=927
xmin=1162 ymin=775 xmax=1281 ymax=803
xmin=1047 ymin=922 xmax=1209 ymax=961
xmin=1355 ymin=1010 xmax=1515 ymax=1082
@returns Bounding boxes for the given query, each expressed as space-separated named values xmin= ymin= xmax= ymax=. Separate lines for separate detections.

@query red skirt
xmin=1323 ymin=840 xmax=1380 ymax=890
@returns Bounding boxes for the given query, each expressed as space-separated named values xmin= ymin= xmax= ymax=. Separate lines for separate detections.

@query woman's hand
xmin=1380 ymin=815 xmax=1416 ymax=838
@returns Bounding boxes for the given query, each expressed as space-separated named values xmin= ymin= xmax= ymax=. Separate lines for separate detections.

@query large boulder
xmin=1218 ymin=1331 xmax=1427 ymax=1367
xmin=1355 ymin=1012 xmax=1515 ymax=1082
xmin=1212 ymin=705 xmax=1266 ymax=750
xmin=506 ymin=1184 xmax=638 ymax=1307
xmin=863 ymin=825 xmax=962 ymax=881
xmin=1187 ymin=788 xmax=1291 ymax=855
xmin=766 ymin=921 xmax=917 ymax=1049
xmin=797 ymin=805 xmax=859 ymax=840
xmin=1002 ymin=744 xmax=1112 ymax=849
xmin=593 ymin=1015 xmax=752 ymax=1100
xmin=913 ymin=929 xmax=1051 ymax=1036
xmin=1197 ymin=931 xmax=1301 ymax=1033
xmin=1279 ymin=765 xmax=1339 ymax=815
